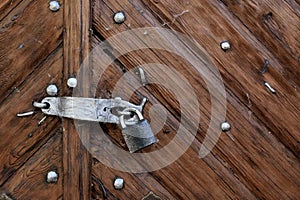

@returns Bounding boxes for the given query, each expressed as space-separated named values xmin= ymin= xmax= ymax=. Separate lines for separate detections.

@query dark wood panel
xmin=0 ymin=0 xmax=63 ymax=103
xmin=62 ymin=0 xmax=92 ymax=199
xmin=2 ymin=128 xmax=63 ymax=200
xmin=89 ymin=37 xmax=250 ymax=199
xmin=0 ymin=47 xmax=63 ymax=186
xmin=92 ymin=163 xmax=176 ymax=200
xmin=91 ymin=0 xmax=300 ymax=199
xmin=139 ymin=0 xmax=300 ymax=156
xmin=89 ymin=55 xmax=299 ymax=199
xmin=219 ymin=0 xmax=300 ymax=81
xmin=0 ymin=0 xmax=23 ymax=21
xmin=0 ymin=0 xmax=298 ymax=199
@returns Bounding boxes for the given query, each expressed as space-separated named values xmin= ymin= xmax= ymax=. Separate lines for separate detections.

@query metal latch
xmin=33 ymin=97 xmax=147 ymax=124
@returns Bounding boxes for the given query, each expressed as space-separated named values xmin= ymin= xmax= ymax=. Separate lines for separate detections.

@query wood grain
xmin=2 ymin=128 xmax=63 ymax=200
xmin=0 ymin=0 xmax=23 ymax=21
xmin=0 ymin=48 xmax=63 ymax=186
xmin=139 ymin=0 xmax=300 ymax=156
xmin=220 ymin=0 xmax=300 ymax=63
xmin=62 ymin=0 xmax=92 ymax=199
xmin=0 ymin=0 xmax=298 ymax=199
xmin=0 ymin=0 xmax=63 ymax=104
xmin=90 ymin=0 xmax=300 ymax=199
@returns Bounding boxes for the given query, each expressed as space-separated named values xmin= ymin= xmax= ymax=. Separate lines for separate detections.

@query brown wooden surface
xmin=0 ymin=0 xmax=299 ymax=199
xmin=91 ymin=0 xmax=300 ymax=199
xmin=63 ymin=0 xmax=91 ymax=199
xmin=0 ymin=0 xmax=64 ymax=198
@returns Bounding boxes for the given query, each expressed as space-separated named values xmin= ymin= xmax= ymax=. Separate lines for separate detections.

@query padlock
xmin=120 ymin=108 xmax=157 ymax=153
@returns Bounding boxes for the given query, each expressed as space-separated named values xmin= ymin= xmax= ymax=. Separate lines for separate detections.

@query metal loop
xmin=117 ymin=111 xmax=132 ymax=116
xmin=119 ymin=108 xmax=144 ymax=129
xmin=33 ymin=102 xmax=48 ymax=109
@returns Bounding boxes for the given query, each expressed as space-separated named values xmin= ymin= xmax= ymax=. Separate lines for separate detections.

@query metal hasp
xmin=38 ymin=97 xmax=147 ymax=124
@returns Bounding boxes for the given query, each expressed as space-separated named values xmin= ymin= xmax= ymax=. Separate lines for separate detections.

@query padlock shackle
xmin=119 ymin=108 xmax=144 ymax=129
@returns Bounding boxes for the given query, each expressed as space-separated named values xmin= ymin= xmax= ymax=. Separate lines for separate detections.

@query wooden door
xmin=0 ymin=0 xmax=299 ymax=199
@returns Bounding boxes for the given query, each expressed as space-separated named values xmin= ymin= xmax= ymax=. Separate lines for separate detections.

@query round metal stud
xmin=221 ymin=121 xmax=231 ymax=132
xmin=67 ymin=77 xmax=77 ymax=88
xmin=49 ymin=1 xmax=60 ymax=12
xmin=113 ymin=177 xmax=124 ymax=190
xmin=220 ymin=41 xmax=231 ymax=51
xmin=46 ymin=84 xmax=58 ymax=96
xmin=113 ymin=11 xmax=126 ymax=24
xmin=47 ymin=171 xmax=58 ymax=183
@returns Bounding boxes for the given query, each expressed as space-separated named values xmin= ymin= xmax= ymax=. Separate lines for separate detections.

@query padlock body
xmin=122 ymin=119 xmax=157 ymax=153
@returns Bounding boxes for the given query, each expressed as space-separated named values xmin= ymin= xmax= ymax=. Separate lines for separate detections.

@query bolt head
xmin=67 ymin=77 xmax=77 ymax=88
xmin=49 ymin=1 xmax=60 ymax=12
xmin=113 ymin=177 xmax=124 ymax=190
xmin=46 ymin=84 xmax=58 ymax=96
xmin=113 ymin=11 xmax=126 ymax=24
xmin=221 ymin=122 xmax=231 ymax=132
xmin=114 ymin=97 xmax=122 ymax=101
xmin=47 ymin=171 xmax=58 ymax=183
xmin=220 ymin=41 xmax=231 ymax=51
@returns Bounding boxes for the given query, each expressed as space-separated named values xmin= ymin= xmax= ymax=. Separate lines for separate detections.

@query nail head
xmin=49 ymin=1 xmax=60 ymax=12
xmin=113 ymin=177 xmax=124 ymax=190
xmin=47 ymin=171 xmax=58 ymax=183
xmin=46 ymin=84 xmax=58 ymax=96
xmin=113 ymin=11 xmax=126 ymax=24
xmin=221 ymin=121 xmax=231 ymax=132
xmin=220 ymin=41 xmax=231 ymax=51
xmin=67 ymin=77 xmax=77 ymax=88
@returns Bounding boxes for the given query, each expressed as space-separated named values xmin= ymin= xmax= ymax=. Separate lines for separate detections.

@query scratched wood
xmin=0 ymin=0 xmax=63 ymax=104
xmin=219 ymin=0 xmax=300 ymax=81
xmin=0 ymin=0 xmax=64 ymax=199
xmin=62 ymin=0 xmax=91 ymax=199
xmin=0 ymin=47 xmax=63 ymax=185
xmin=91 ymin=0 xmax=300 ymax=199
xmin=0 ymin=0 xmax=299 ymax=199
xmin=0 ymin=0 xmax=24 ymax=21
xmin=139 ymin=0 xmax=300 ymax=157
xmin=2 ymin=129 xmax=63 ymax=200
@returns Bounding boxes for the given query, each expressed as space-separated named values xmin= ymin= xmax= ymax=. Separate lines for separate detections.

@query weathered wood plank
xmin=139 ymin=0 xmax=300 ymax=156
xmin=89 ymin=36 xmax=251 ymax=199
xmin=91 ymin=0 xmax=300 ymax=199
xmin=2 ymin=128 xmax=63 ymax=200
xmin=0 ymin=0 xmax=298 ymax=199
xmin=0 ymin=0 xmax=23 ymax=21
xmin=63 ymin=0 xmax=91 ymax=199
xmin=219 ymin=0 xmax=300 ymax=61
xmin=90 ymin=52 xmax=300 ymax=199
xmin=92 ymin=163 xmax=176 ymax=200
xmin=284 ymin=0 xmax=300 ymax=17
xmin=0 ymin=48 xmax=63 ymax=186
xmin=0 ymin=0 xmax=63 ymax=104
xmin=89 ymin=40 xmax=255 ymax=199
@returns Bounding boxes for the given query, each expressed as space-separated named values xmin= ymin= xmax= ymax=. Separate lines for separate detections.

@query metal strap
xmin=37 ymin=97 xmax=146 ymax=124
